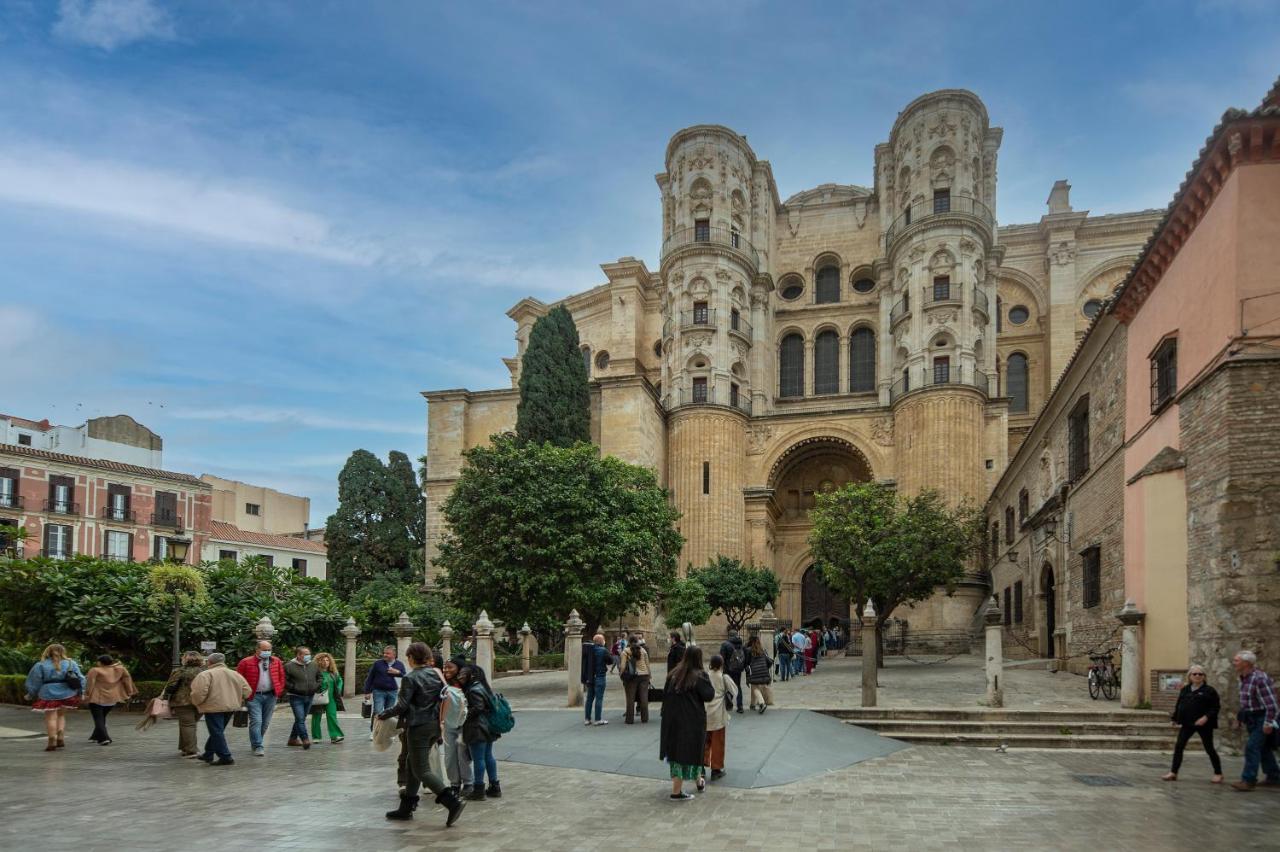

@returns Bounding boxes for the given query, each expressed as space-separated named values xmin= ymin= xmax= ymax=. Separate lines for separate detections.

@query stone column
xmin=861 ymin=600 xmax=878 ymax=707
xmin=253 ymin=616 xmax=276 ymax=644
xmin=984 ymin=596 xmax=1004 ymax=708
xmin=474 ymin=611 xmax=495 ymax=685
xmin=758 ymin=602 xmax=778 ymax=665
xmin=439 ymin=620 xmax=453 ymax=661
xmin=564 ymin=609 xmax=585 ymax=707
xmin=520 ymin=622 xmax=532 ymax=675
xmin=392 ymin=612 xmax=415 ymax=661
xmin=340 ymin=617 xmax=360 ymax=698
xmin=1117 ymin=600 xmax=1146 ymax=709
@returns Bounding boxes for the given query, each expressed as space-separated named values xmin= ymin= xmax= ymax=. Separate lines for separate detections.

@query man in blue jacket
xmin=581 ymin=633 xmax=611 ymax=726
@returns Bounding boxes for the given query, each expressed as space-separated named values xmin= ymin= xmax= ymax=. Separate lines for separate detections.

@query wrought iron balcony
xmin=40 ymin=548 xmax=72 ymax=560
xmin=661 ymin=225 xmax=759 ymax=269
xmin=728 ymin=311 xmax=752 ymax=343
xmin=43 ymin=499 xmax=80 ymax=516
xmin=101 ymin=506 xmax=137 ymax=523
xmin=890 ymin=297 xmax=911 ymax=327
xmin=0 ymin=493 xmax=23 ymax=510
xmin=665 ymin=385 xmax=752 ymax=416
xmin=679 ymin=308 xmax=718 ymax=330
xmin=151 ymin=512 xmax=185 ymax=530
xmin=972 ymin=286 xmax=990 ymax=317
xmin=885 ymin=195 xmax=995 ymax=251
xmin=928 ymin=282 xmax=961 ymax=304
xmin=890 ymin=366 xmax=991 ymax=404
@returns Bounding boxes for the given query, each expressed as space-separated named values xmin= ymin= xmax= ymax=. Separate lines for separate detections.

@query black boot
xmin=435 ymin=789 xmax=466 ymax=827
xmin=486 ymin=781 xmax=502 ymax=798
xmin=465 ymin=786 xmax=486 ymax=801
xmin=385 ymin=795 xmax=418 ymax=821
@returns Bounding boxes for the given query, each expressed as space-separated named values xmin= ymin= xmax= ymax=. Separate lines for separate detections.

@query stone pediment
xmin=782 ymin=183 xmax=872 ymax=208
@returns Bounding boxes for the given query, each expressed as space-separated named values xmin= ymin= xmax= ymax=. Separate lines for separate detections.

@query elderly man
xmin=191 ymin=653 xmax=251 ymax=766
xmin=581 ymin=633 xmax=611 ymax=726
xmin=1231 ymin=650 xmax=1279 ymax=791
xmin=235 ymin=639 xmax=284 ymax=757
xmin=284 ymin=645 xmax=323 ymax=750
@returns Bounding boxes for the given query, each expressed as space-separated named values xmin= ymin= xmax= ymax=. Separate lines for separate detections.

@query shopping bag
xmin=232 ymin=709 xmax=249 ymax=728
xmin=361 ymin=696 xmax=372 ymax=719
xmin=371 ymin=716 xmax=397 ymax=752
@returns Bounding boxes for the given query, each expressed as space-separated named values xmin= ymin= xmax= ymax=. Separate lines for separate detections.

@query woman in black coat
xmin=659 ymin=645 xmax=715 ymax=801
xmin=1162 ymin=664 xmax=1223 ymax=783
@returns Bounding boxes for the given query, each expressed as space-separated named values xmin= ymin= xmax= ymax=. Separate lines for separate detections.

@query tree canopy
xmin=660 ymin=576 xmax=712 ymax=630
xmin=434 ymin=435 xmax=682 ymax=635
xmin=325 ymin=449 xmax=421 ymax=596
xmin=515 ymin=305 xmax=591 ymax=446
xmin=689 ymin=556 xmax=781 ymax=634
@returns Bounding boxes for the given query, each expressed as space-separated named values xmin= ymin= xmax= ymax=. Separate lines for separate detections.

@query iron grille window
xmin=730 ymin=229 xmax=740 ymax=248
xmin=694 ymin=219 xmax=710 ymax=242
xmin=1151 ymin=338 xmax=1177 ymax=411
xmin=933 ymin=356 xmax=950 ymax=384
xmin=1018 ymin=489 xmax=1029 ymax=524
xmin=1082 ymin=546 xmax=1101 ymax=608
xmin=849 ymin=328 xmax=875 ymax=392
xmin=730 ymin=383 xmax=739 ymax=408
xmin=692 ymin=376 xmax=708 ymax=403
xmin=17 ymin=434 xmax=31 ymax=446
xmin=1005 ymin=507 xmax=1014 ymax=543
xmin=1014 ymin=580 xmax=1024 ymax=623
xmin=1068 ymin=395 xmax=1091 ymax=482
xmin=815 ymin=266 xmax=841 ymax=304
xmin=730 ymin=308 xmax=741 ymax=331
xmin=814 ymin=330 xmax=839 ymax=394
xmin=693 ymin=302 xmax=709 ymax=325
xmin=1003 ymin=587 xmax=1012 ymax=626
xmin=1007 ymin=352 xmax=1028 ymax=413
xmin=933 ymin=189 xmax=951 ymax=213
xmin=245 ymin=502 xmax=261 ymax=516
xmin=779 ymin=334 xmax=805 ymax=397
xmin=933 ymin=276 xmax=951 ymax=301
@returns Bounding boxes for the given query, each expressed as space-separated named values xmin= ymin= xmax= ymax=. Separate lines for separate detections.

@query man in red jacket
xmin=236 ymin=640 xmax=284 ymax=757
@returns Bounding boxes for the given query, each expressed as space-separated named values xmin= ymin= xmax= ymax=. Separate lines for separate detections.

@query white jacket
xmin=704 ymin=669 xmax=737 ymax=732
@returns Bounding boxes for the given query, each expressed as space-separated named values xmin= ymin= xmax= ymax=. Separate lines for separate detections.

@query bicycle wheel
xmin=1101 ymin=669 xmax=1117 ymax=700
xmin=1088 ymin=669 xmax=1101 ymax=700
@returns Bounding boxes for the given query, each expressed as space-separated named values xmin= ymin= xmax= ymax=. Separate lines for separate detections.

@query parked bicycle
xmin=1087 ymin=650 xmax=1121 ymax=700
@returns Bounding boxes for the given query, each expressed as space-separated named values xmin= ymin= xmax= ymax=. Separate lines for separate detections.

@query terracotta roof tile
xmin=208 ymin=521 xmax=327 ymax=554
xmin=0 ymin=442 xmax=206 ymax=486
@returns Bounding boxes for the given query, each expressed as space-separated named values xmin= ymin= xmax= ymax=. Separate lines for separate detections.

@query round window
xmin=1082 ymin=299 xmax=1102 ymax=320
xmin=1008 ymin=305 xmax=1030 ymax=325
xmin=595 ymin=351 xmax=610 ymax=370
xmin=853 ymin=278 xmax=876 ymax=294
xmin=780 ymin=277 xmax=804 ymax=300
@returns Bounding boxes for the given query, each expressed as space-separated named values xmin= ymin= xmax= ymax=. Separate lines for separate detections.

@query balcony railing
xmin=885 ymin=195 xmax=995 ymax=249
xmin=665 ymin=385 xmax=752 ymax=416
xmin=101 ymin=506 xmax=137 ymax=523
xmin=41 ymin=549 xmax=72 ymax=560
xmin=890 ymin=365 xmax=991 ymax=404
xmin=662 ymin=317 xmax=673 ymax=339
xmin=679 ymin=308 xmax=717 ymax=330
xmin=890 ymin=297 xmax=911 ymax=327
xmin=0 ymin=494 xmax=23 ymax=510
xmin=101 ymin=552 xmax=134 ymax=563
xmin=43 ymin=499 xmax=80 ymax=516
xmin=972 ymin=286 xmax=989 ymax=316
xmin=928 ymin=282 xmax=960 ymax=304
xmin=151 ymin=512 xmax=184 ymax=530
xmin=661 ymin=225 xmax=759 ymax=269
xmin=728 ymin=312 xmax=752 ymax=342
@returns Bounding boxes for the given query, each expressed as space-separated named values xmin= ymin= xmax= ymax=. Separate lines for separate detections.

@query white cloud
xmin=54 ymin=0 xmax=175 ymax=50
xmin=0 ymin=145 xmax=377 ymax=265
xmin=169 ymin=405 xmax=420 ymax=436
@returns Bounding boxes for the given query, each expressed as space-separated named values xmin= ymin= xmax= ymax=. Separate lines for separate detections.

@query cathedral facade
xmin=425 ymin=89 xmax=1161 ymax=651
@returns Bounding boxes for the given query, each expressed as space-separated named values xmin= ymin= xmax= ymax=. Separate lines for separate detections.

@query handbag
xmin=147 ymin=697 xmax=172 ymax=719
xmin=232 ymin=709 xmax=249 ymax=728
xmin=361 ymin=696 xmax=372 ymax=719
xmin=336 ymin=695 xmax=346 ymax=713
xmin=312 ymin=689 xmax=330 ymax=708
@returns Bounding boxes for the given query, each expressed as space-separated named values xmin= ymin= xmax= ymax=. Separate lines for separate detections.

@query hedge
xmin=0 ymin=674 xmax=168 ymax=709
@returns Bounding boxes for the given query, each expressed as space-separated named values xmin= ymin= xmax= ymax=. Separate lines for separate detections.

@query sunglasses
xmin=1189 ymin=672 xmax=1205 ymax=677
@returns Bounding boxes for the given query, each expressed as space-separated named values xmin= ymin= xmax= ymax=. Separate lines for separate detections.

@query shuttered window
xmin=1082 ymin=547 xmax=1102 ymax=608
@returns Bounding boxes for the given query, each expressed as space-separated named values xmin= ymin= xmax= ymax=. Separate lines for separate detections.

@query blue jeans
xmin=202 ymin=711 xmax=232 ymax=761
xmin=246 ymin=691 xmax=276 ymax=750
xmin=1240 ymin=710 xmax=1280 ymax=783
xmin=288 ymin=694 xmax=313 ymax=741
xmin=371 ymin=688 xmax=398 ymax=730
xmin=584 ymin=675 xmax=606 ymax=721
xmin=778 ymin=653 xmax=792 ymax=681
xmin=791 ymin=654 xmax=803 ymax=676
xmin=469 ymin=739 xmax=498 ymax=786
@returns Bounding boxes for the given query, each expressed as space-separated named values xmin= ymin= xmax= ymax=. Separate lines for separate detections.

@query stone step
xmin=851 ymin=728 xmax=1184 ymax=751
xmin=824 ymin=707 xmax=1166 ymax=724
xmin=855 ymin=719 xmax=1181 ymax=738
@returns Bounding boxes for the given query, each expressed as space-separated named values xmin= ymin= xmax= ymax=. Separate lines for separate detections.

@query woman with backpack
xmin=459 ymin=664 xmax=502 ymax=801
xmin=702 ymin=653 xmax=737 ymax=785
xmin=24 ymin=643 xmax=84 ymax=751
xmin=441 ymin=657 xmax=474 ymax=796
xmin=774 ymin=630 xmax=793 ymax=682
xmin=659 ymin=645 xmax=716 ymax=802
xmin=744 ymin=635 xmax=774 ymax=714
xmin=619 ymin=634 xmax=650 ymax=724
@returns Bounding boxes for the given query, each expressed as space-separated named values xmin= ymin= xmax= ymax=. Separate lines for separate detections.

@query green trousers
xmin=310 ymin=700 xmax=344 ymax=741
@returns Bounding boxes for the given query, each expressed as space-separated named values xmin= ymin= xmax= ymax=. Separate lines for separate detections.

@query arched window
xmin=814 ymin=330 xmax=839 ymax=394
xmin=581 ymin=345 xmax=591 ymax=374
xmin=815 ymin=266 xmax=840 ymax=304
xmin=779 ymin=333 xmax=805 ymax=398
xmin=849 ymin=327 xmax=875 ymax=392
xmin=1007 ymin=352 xmax=1029 ymax=413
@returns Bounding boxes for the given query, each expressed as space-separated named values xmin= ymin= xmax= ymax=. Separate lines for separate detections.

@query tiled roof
xmin=0 ymin=442 xmax=206 ymax=486
xmin=208 ymin=521 xmax=327 ymax=554
xmin=1 ymin=414 xmax=52 ymax=431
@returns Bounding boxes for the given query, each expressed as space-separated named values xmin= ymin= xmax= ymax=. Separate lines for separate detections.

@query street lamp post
xmin=165 ymin=536 xmax=192 ymax=668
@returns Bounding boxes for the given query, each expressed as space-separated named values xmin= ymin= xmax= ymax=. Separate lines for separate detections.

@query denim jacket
xmin=25 ymin=659 xmax=85 ymax=702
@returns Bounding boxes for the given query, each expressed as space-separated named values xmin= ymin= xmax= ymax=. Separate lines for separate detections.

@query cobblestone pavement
xmin=2 ymin=704 xmax=1277 ymax=851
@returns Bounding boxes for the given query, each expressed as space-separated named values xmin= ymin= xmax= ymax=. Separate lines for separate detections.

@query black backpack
xmin=728 ymin=645 xmax=746 ymax=674
xmin=621 ymin=648 xmax=639 ymax=682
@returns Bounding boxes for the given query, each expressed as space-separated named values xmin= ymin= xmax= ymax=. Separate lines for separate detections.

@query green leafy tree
xmin=515 ymin=305 xmax=591 ymax=446
xmin=348 ymin=573 xmax=465 ymax=647
xmin=147 ymin=563 xmax=208 ymax=667
xmin=808 ymin=482 xmax=982 ymax=664
xmin=435 ymin=435 xmax=682 ymax=636
xmin=690 ymin=556 xmax=781 ymax=634
xmin=660 ymin=576 xmax=712 ymax=629
xmin=325 ymin=449 xmax=415 ymax=596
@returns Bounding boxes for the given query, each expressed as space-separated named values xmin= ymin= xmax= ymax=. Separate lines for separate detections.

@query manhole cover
xmin=1071 ymin=774 xmax=1133 ymax=787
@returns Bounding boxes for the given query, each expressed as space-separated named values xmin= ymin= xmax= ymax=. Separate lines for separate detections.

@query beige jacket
xmin=190 ymin=665 xmax=252 ymax=713
xmin=85 ymin=663 xmax=137 ymax=705
xmin=619 ymin=646 xmax=650 ymax=677
xmin=704 ymin=669 xmax=737 ymax=732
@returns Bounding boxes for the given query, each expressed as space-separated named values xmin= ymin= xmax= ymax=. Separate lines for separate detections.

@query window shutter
xmin=44 ymin=523 xmax=52 ymax=555
xmin=127 ymin=533 xmax=134 ymax=561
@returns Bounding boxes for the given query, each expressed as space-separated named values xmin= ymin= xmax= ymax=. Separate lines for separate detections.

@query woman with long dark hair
xmin=659 ymin=644 xmax=715 ymax=801
xmin=459 ymin=664 xmax=502 ymax=800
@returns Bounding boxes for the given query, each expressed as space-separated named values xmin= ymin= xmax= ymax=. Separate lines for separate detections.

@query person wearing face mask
xmin=363 ymin=646 xmax=407 ymax=741
xmin=235 ymin=640 xmax=285 ymax=757
xmin=283 ymin=646 xmax=323 ymax=750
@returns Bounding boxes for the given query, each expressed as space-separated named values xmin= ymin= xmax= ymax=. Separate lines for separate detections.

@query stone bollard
xmin=341 ymin=616 xmax=360 ymax=698
xmin=254 ymin=615 xmax=276 ymax=643
xmin=564 ymin=609 xmax=585 ymax=707
xmin=1117 ymin=600 xmax=1146 ymax=708
xmin=392 ymin=612 xmax=415 ymax=661
xmin=984 ymin=596 xmax=1004 ymax=707
xmin=520 ymin=622 xmax=532 ymax=675
xmin=439 ymin=620 xmax=454 ymax=661
xmin=861 ymin=600 xmax=878 ymax=707
xmin=474 ymin=610 xmax=495 ymax=685
xmin=758 ymin=603 xmax=778 ymax=669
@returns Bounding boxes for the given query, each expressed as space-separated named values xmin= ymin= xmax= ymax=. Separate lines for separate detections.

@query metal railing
xmin=101 ymin=552 xmax=134 ymax=563
xmin=666 ymin=385 xmax=752 ymax=415
xmin=885 ymin=195 xmax=995 ymax=249
xmin=41 ymin=549 xmax=72 ymax=560
xmin=728 ymin=312 xmax=752 ymax=341
xmin=101 ymin=506 xmax=136 ymax=523
xmin=972 ymin=286 xmax=989 ymax=316
xmin=929 ymin=282 xmax=960 ymax=303
xmin=0 ymin=494 xmax=23 ymax=510
xmin=43 ymin=499 xmax=80 ymax=516
xmin=661 ymin=225 xmax=759 ymax=269
xmin=890 ymin=366 xmax=991 ymax=404
xmin=890 ymin=297 xmax=911 ymax=326
xmin=679 ymin=308 xmax=717 ymax=330
xmin=151 ymin=512 xmax=184 ymax=530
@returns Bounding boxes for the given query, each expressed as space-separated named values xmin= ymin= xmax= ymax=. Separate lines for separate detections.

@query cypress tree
xmin=515 ymin=305 xmax=591 ymax=446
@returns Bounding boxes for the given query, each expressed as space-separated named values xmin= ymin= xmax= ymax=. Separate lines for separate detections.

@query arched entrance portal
xmin=1041 ymin=564 xmax=1057 ymax=658
xmin=801 ymin=565 xmax=850 ymax=628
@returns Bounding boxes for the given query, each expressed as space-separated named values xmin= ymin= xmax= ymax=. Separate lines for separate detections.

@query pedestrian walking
xmin=775 ymin=629 xmax=794 ymax=682
xmin=619 ymin=633 xmax=651 ymax=724
xmin=804 ymin=626 xmax=820 ymax=674
xmin=189 ymin=653 xmax=251 ymax=766
xmin=460 ymin=663 xmax=502 ymax=801
xmin=1230 ymin=650 xmax=1279 ymax=791
xmin=161 ymin=651 xmax=205 ymax=757
xmin=379 ymin=642 xmax=466 ymax=826
xmin=667 ymin=632 xmax=686 ymax=669
xmin=719 ymin=631 xmax=746 ymax=714
xmin=84 ymin=654 xmax=137 ymax=745
xmin=441 ymin=657 xmax=474 ymax=796
xmin=702 ymin=653 xmax=737 ymax=786
xmin=284 ymin=646 xmax=323 ymax=749
xmin=790 ymin=628 xmax=808 ymax=677
xmin=363 ymin=646 xmax=406 ymax=740
xmin=24 ymin=643 xmax=84 ymax=752
xmin=744 ymin=636 xmax=774 ymax=714
xmin=659 ymin=644 xmax=715 ymax=802
xmin=1162 ymin=665 xmax=1223 ymax=784
xmin=582 ymin=633 xmax=611 ymax=726
xmin=309 ymin=652 xmax=345 ymax=744
xmin=235 ymin=640 xmax=284 ymax=757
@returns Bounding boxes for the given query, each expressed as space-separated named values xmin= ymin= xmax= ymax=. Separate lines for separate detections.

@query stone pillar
xmin=861 ymin=600 xmax=878 ymax=707
xmin=520 ymin=622 xmax=532 ymax=675
xmin=1117 ymin=599 xmax=1146 ymax=709
xmin=984 ymin=596 xmax=1004 ymax=708
xmin=340 ymin=617 xmax=360 ymax=698
xmin=392 ymin=612 xmax=415 ymax=661
xmin=474 ymin=610 xmax=495 ymax=685
xmin=253 ymin=616 xmax=276 ymax=644
xmin=564 ymin=609 xmax=585 ymax=707
xmin=758 ymin=602 xmax=778 ymax=664
xmin=439 ymin=620 xmax=453 ymax=661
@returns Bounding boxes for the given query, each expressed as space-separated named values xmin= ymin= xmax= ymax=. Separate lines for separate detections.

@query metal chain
xmin=1002 ymin=622 xmax=1123 ymax=663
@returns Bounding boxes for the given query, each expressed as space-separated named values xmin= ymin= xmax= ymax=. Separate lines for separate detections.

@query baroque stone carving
xmin=929 ymin=114 xmax=956 ymax=139
xmin=958 ymin=237 xmax=976 ymax=253
xmin=747 ymin=425 xmax=775 ymax=455
xmin=787 ymin=209 xmax=801 ymax=237
xmin=1051 ymin=241 xmax=1077 ymax=266
xmin=714 ymin=268 xmax=731 ymax=282
xmin=872 ymin=417 xmax=894 ymax=447
xmin=929 ymin=310 xmax=957 ymax=326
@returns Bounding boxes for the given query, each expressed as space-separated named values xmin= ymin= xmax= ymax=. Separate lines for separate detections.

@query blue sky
xmin=1 ymin=1 xmax=1276 ymax=524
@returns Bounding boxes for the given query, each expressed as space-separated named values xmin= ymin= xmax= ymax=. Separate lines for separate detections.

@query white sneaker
xmin=584 ymin=720 xmax=592 ymax=726
xmin=594 ymin=720 xmax=609 ymax=726
xmin=253 ymin=747 xmax=264 ymax=757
